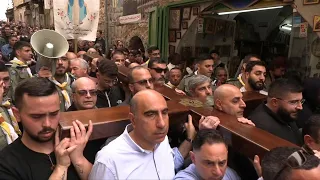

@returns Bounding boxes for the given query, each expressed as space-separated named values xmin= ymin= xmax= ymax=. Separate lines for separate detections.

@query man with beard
xmin=0 ymin=77 xmax=93 ymax=179
xmin=227 ymin=54 xmax=260 ymax=88
xmin=241 ymin=61 xmax=268 ymax=95
xmin=148 ymin=57 xmax=167 ymax=86
xmin=249 ymin=78 xmax=304 ymax=145
xmin=187 ymin=75 xmax=213 ymax=105
xmin=166 ymin=67 xmax=182 ymax=89
xmin=51 ymin=54 xmax=75 ymax=111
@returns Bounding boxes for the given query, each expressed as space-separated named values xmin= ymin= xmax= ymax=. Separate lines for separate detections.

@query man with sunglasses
xmin=261 ymin=147 xmax=320 ymax=180
xmin=249 ymin=78 xmax=304 ymax=145
xmin=118 ymin=66 xmax=154 ymax=106
xmin=68 ymin=77 xmax=97 ymax=111
xmin=148 ymin=57 xmax=167 ymax=85
xmin=96 ymin=59 xmax=125 ymax=108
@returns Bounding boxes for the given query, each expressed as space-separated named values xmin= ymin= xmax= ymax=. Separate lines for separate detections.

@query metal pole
xmin=104 ymin=0 xmax=109 ymax=53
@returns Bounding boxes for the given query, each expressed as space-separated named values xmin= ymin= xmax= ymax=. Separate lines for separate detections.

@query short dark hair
xmin=97 ymin=30 xmax=103 ymax=34
xmin=116 ymin=48 xmax=129 ymax=54
xmin=14 ymin=77 xmax=58 ymax=109
xmin=112 ymin=50 xmax=125 ymax=57
xmin=209 ymin=50 xmax=220 ymax=56
xmin=262 ymin=147 xmax=301 ymax=180
xmin=128 ymin=66 xmax=149 ymax=83
xmin=97 ymin=59 xmax=118 ymax=78
xmin=192 ymin=129 xmax=226 ymax=151
xmin=243 ymin=54 xmax=260 ymax=64
xmin=148 ymin=57 xmax=167 ymax=69
xmin=147 ymin=46 xmax=159 ymax=54
xmin=170 ymin=67 xmax=182 ymax=73
xmin=13 ymin=40 xmax=31 ymax=52
xmin=213 ymin=67 xmax=227 ymax=77
xmin=272 ymin=149 xmax=320 ymax=180
xmin=195 ymin=54 xmax=213 ymax=64
xmin=0 ymin=61 xmax=8 ymax=72
xmin=302 ymin=115 xmax=320 ymax=143
xmin=245 ymin=61 xmax=266 ymax=73
xmin=268 ymin=78 xmax=303 ymax=99
xmin=9 ymin=35 xmax=17 ymax=40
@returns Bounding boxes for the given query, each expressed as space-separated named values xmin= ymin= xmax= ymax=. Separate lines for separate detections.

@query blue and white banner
xmin=53 ymin=0 xmax=100 ymax=41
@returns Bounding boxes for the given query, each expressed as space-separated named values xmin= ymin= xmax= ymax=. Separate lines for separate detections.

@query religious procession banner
xmin=53 ymin=0 xmax=99 ymax=41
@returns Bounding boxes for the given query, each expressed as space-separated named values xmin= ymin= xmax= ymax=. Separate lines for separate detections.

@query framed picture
xmin=283 ymin=0 xmax=294 ymax=2
xmin=205 ymin=19 xmax=216 ymax=34
xmin=169 ymin=30 xmax=176 ymax=42
xmin=169 ymin=8 xmax=181 ymax=30
xmin=303 ymin=0 xmax=319 ymax=4
xmin=169 ymin=45 xmax=176 ymax=55
xmin=182 ymin=7 xmax=191 ymax=20
xmin=192 ymin=7 xmax=199 ymax=16
xmin=313 ymin=15 xmax=320 ymax=32
xmin=176 ymin=32 xmax=181 ymax=39
xmin=182 ymin=21 xmax=188 ymax=29
xmin=215 ymin=19 xmax=226 ymax=34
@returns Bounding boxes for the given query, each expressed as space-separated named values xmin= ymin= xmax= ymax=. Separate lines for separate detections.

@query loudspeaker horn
xmin=30 ymin=29 xmax=69 ymax=74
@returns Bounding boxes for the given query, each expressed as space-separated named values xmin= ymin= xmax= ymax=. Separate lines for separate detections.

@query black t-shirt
xmin=96 ymin=85 xmax=125 ymax=108
xmin=0 ymin=138 xmax=80 ymax=180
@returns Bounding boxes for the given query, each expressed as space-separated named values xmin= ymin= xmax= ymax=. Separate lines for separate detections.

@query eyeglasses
xmin=273 ymin=150 xmax=307 ymax=179
xmin=132 ymin=78 xmax=154 ymax=86
xmin=151 ymin=67 xmax=168 ymax=74
xmin=276 ymin=98 xmax=305 ymax=107
xmin=76 ymin=89 xmax=97 ymax=96
xmin=104 ymin=78 xmax=118 ymax=85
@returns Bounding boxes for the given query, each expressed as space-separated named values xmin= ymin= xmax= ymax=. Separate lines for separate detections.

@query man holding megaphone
xmin=29 ymin=29 xmax=74 ymax=112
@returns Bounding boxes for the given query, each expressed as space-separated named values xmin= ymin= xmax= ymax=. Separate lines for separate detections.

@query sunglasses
xmin=76 ymin=89 xmax=98 ymax=96
xmin=132 ymin=78 xmax=154 ymax=86
xmin=151 ymin=67 xmax=168 ymax=74
xmin=273 ymin=150 xmax=307 ymax=179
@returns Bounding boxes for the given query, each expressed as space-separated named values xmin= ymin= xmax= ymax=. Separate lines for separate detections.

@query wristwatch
xmin=186 ymin=138 xmax=193 ymax=143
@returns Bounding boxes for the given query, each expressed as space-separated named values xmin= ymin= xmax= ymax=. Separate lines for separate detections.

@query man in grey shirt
xmin=174 ymin=129 xmax=240 ymax=180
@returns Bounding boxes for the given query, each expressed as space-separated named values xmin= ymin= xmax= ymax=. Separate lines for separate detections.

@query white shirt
xmin=240 ymin=86 xmax=268 ymax=96
xmin=89 ymin=124 xmax=183 ymax=180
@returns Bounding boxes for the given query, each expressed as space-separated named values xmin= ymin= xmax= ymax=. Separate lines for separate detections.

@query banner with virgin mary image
xmin=53 ymin=0 xmax=100 ymax=41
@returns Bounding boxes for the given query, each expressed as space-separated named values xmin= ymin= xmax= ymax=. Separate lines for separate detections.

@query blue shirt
xmin=174 ymin=164 xmax=241 ymax=180
xmin=1 ymin=44 xmax=12 ymax=57
xmin=89 ymin=124 xmax=184 ymax=180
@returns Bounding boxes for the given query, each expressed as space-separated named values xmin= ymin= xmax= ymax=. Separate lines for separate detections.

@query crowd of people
xmin=0 ymin=20 xmax=318 ymax=180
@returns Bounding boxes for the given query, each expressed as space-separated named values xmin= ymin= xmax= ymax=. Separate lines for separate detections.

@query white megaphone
xmin=30 ymin=29 xmax=69 ymax=75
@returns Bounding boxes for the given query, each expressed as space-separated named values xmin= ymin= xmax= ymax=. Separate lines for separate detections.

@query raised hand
xmin=54 ymin=128 xmax=77 ymax=168
xmin=69 ymin=120 xmax=93 ymax=164
xmin=199 ymin=116 xmax=220 ymax=130
xmin=185 ymin=115 xmax=196 ymax=141
xmin=237 ymin=117 xmax=255 ymax=126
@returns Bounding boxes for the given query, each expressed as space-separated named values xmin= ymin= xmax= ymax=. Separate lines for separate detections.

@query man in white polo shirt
xmin=89 ymin=89 xmax=220 ymax=179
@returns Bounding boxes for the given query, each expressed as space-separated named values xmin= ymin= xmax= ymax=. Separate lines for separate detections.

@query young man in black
xmin=96 ymin=60 xmax=125 ymax=108
xmin=0 ymin=77 xmax=93 ymax=179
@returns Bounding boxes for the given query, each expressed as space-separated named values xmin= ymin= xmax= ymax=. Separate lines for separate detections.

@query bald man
xmin=77 ymin=51 xmax=87 ymax=58
xmin=128 ymin=62 xmax=139 ymax=69
xmin=90 ymin=90 xmax=220 ymax=179
xmin=214 ymin=84 xmax=255 ymax=126
xmin=68 ymin=77 xmax=97 ymax=111
xmin=66 ymin=52 xmax=77 ymax=60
